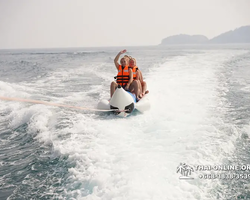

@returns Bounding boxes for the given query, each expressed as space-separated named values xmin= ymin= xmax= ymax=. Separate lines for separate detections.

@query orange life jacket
xmin=116 ymin=65 xmax=130 ymax=86
xmin=128 ymin=66 xmax=138 ymax=80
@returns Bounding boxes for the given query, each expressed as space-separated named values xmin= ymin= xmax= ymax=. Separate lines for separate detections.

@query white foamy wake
xmin=39 ymin=50 xmax=244 ymax=200
xmin=1 ymin=49 xmax=247 ymax=199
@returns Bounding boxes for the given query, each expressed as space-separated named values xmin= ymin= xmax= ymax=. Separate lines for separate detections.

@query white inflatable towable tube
xmin=97 ymin=85 xmax=150 ymax=117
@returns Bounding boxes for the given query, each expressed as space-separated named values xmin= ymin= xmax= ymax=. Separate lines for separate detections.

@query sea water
xmin=0 ymin=45 xmax=250 ymax=199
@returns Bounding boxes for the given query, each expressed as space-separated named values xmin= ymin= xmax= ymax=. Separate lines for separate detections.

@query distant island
xmin=161 ymin=34 xmax=208 ymax=45
xmin=160 ymin=25 xmax=250 ymax=45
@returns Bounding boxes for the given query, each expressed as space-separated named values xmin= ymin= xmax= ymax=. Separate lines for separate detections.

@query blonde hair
xmin=122 ymin=55 xmax=130 ymax=63
xmin=129 ymin=57 xmax=136 ymax=65
xmin=123 ymin=55 xmax=132 ymax=59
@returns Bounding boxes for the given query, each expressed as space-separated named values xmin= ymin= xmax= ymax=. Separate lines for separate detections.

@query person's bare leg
xmin=130 ymin=80 xmax=141 ymax=100
xmin=134 ymin=81 xmax=141 ymax=100
xmin=138 ymin=80 xmax=142 ymax=97
xmin=136 ymin=71 xmax=142 ymax=98
xmin=130 ymin=81 xmax=136 ymax=94
xmin=136 ymin=70 xmax=142 ymax=81
xmin=141 ymin=81 xmax=149 ymax=96
xmin=132 ymin=79 xmax=143 ymax=99
xmin=110 ymin=81 xmax=118 ymax=97
xmin=129 ymin=81 xmax=136 ymax=93
xmin=137 ymin=71 xmax=148 ymax=97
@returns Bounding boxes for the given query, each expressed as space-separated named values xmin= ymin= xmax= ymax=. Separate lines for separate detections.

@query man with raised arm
xmin=110 ymin=50 xmax=141 ymax=99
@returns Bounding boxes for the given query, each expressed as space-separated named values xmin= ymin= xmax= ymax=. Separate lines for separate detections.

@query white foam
xmin=1 ymin=49 xmax=248 ymax=199
xmin=44 ymin=50 xmax=246 ymax=199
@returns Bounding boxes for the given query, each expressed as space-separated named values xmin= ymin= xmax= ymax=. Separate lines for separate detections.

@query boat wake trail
xmin=1 ymin=47 xmax=249 ymax=199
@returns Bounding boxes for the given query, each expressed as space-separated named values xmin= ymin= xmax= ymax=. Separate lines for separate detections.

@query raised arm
xmin=114 ymin=49 xmax=126 ymax=70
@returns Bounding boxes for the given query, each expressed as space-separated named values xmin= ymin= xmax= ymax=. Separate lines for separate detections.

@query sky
xmin=0 ymin=0 xmax=250 ymax=49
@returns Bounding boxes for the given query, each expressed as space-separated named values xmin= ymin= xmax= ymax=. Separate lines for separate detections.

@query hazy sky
xmin=0 ymin=0 xmax=250 ymax=49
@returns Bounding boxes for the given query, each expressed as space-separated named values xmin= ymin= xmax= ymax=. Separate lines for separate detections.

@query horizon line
xmin=0 ymin=44 xmax=159 ymax=51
